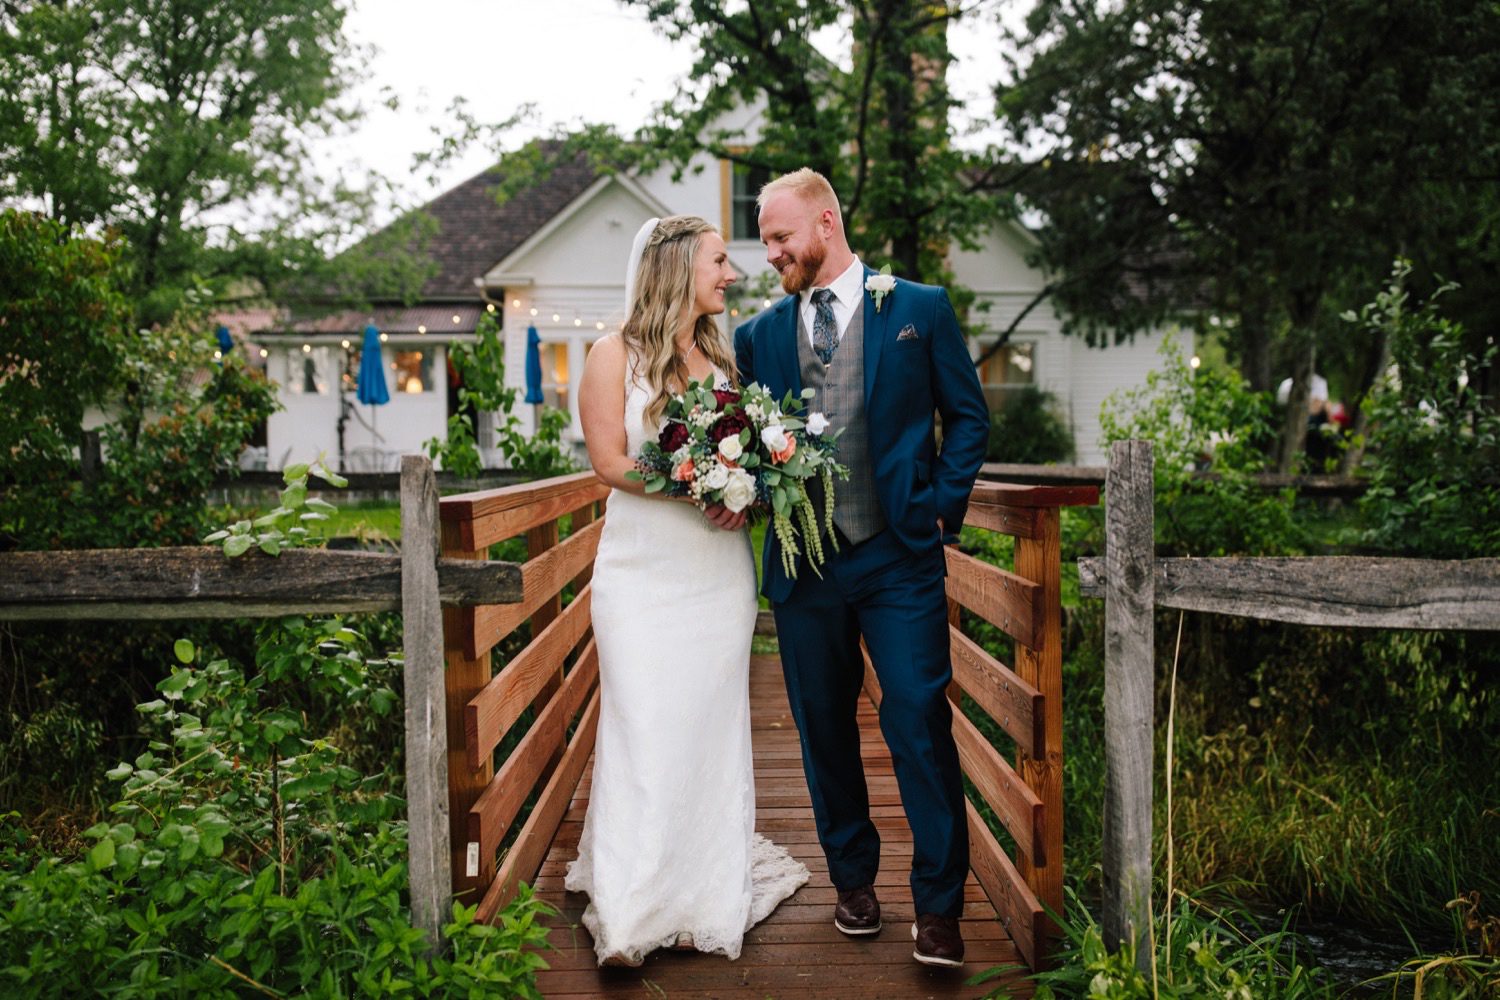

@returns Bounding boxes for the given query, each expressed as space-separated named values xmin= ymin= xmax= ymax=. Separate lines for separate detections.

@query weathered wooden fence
xmin=0 ymin=456 xmax=523 ymax=949
xmin=1084 ymin=439 xmax=1500 ymax=968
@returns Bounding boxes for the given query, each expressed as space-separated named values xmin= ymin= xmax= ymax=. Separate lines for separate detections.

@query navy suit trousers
xmin=772 ymin=528 xmax=969 ymax=919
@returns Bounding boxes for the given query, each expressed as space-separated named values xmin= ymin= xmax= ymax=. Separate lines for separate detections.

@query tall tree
xmin=605 ymin=1 xmax=1008 ymax=289
xmin=0 ymin=0 xmax=429 ymax=322
xmin=996 ymin=0 xmax=1500 ymax=469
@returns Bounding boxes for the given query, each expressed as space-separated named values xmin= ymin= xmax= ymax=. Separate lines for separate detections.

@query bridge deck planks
xmin=529 ymin=653 xmax=1034 ymax=998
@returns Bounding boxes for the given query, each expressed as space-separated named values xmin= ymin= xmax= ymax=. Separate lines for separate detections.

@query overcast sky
xmin=322 ymin=0 xmax=1014 ymax=218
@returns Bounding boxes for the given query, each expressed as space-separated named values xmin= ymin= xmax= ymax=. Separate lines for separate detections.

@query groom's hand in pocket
xmin=704 ymin=503 xmax=748 ymax=532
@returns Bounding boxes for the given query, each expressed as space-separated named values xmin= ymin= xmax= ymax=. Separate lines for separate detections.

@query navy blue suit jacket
xmin=734 ymin=267 xmax=990 ymax=603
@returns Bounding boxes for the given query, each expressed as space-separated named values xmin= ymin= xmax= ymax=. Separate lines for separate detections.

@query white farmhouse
xmin=240 ymin=139 xmax=1172 ymax=470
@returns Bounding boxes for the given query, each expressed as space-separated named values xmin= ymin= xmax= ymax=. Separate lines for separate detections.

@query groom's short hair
xmin=757 ymin=168 xmax=841 ymax=216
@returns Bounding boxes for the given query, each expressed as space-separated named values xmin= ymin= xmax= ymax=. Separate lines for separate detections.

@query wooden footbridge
xmin=432 ymin=469 xmax=1098 ymax=996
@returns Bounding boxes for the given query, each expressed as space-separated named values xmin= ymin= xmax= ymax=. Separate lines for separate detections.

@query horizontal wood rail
xmin=437 ymin=473 xmax=605 ymax=915
xmin=977 ymin=461 xmax=1371 ymax=498
xmin=0 ymin=547 xmax=520 ymax=620
xmin=1079 ymin=554 xmax=1500 ymax=630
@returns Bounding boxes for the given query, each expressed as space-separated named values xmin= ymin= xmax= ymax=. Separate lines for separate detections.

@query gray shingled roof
xmin=407 ymin=147 xmax=601 ymax=299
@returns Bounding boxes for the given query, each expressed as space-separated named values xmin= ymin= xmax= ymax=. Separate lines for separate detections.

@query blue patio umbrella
xmin=524 ymin=325 xmax=545 ymax=405
xmin=215 ymin=325 xmax=234 ymax=355
xmin=357 ymin=325 xmax=390 ymax=406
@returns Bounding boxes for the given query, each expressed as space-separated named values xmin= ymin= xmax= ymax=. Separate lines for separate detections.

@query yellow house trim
xmin=719 ymin=157 xmax=732 ymax=239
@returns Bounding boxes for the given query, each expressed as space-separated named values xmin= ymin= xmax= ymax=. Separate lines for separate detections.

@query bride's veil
xmin=623 ymin=217 xmax=660 ymax=323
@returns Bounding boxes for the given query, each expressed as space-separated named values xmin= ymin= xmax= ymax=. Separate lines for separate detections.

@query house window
xmin=540 ymin=341 xmax=570 ymax=412
xmin=730 ymin=161 xmax=773 ymax=242
xmin=393 ymin=349 xmax=434 ymax=393
xmin=287 ymin=346 xmax=332 ymax=395
xmin=977 ymin=340 xmax=1035 ymax=412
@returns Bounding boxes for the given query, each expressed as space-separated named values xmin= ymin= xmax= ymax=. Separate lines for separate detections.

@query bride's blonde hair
xmin=623 ymin=215 xmax=739 ymax=429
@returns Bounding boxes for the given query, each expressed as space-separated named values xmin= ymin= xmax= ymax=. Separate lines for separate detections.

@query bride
xmin=568 ymin=215 xmax=808 ymax=966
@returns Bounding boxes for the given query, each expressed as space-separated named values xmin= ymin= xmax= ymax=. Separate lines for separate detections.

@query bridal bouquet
xmin=627 ymin=379 xmax=849 ymax=577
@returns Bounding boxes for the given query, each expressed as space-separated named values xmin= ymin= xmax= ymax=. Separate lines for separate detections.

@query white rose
xmin=806 ymin=412 xmax=830 ymax=436
xmin=703 ymin=462 xmax=730 ymax=490
xmin=671 ymin=445 xmax=692 ymax=464
xmin=718 ymin=435 xmax=743 ymax=461
xmin=722 ymin=469 xmax=757 ymax=513
xmin=760 ymin=424 xmax=789 ymax=453
xmin=865 ymin=273 xmax=896 ymax=294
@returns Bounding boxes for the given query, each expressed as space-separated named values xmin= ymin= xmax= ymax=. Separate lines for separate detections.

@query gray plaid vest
xmin=797 ymin=300 xmax=885 ymax=544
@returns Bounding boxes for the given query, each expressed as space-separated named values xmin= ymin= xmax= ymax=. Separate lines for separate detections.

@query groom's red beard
xmin=776 ymin=242 xmax=826 ymax=294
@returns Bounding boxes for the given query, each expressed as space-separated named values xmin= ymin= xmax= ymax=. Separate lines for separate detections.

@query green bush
xmin=426 ymin=312 xmax=576 ymax=479
xmin=1 ymin=209 xmax=278 ymax=551
xmin=986 ymin=385 xmax=1076 ymax=464
xmin=1100 ymin=338 xmax=1306 ymax=557
xmin=0 ymin=626 xmax=552 ymax=998
xmin=1354 ymin=260 xmax=1500 ymax=557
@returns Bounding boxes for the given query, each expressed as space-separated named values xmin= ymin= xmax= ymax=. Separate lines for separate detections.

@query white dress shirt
xmin=798 ymin=256 xmax=865 ymax=352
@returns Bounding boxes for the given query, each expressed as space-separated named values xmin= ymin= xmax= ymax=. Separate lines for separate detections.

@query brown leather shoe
xmin=834 ymin=884 xmax=882 ymax=936
xmin=911 ymin=913 xmax=964 ymax=967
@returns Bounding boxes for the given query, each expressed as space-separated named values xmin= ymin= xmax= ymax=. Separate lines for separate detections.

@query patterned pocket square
xmin=896 ymin=325 xmax=920 ymax=341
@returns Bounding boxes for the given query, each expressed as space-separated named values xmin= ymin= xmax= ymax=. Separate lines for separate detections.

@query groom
xmin=730 ymin=168 xmax=989 ymax=967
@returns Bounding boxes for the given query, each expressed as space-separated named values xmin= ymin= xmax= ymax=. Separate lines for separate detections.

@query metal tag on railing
xmin=466 ymin=842 xmax=479 ymax=878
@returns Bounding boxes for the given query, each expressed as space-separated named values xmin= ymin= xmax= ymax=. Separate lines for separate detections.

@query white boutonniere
xmin=865 ymin=264 xmax=896 ymax=313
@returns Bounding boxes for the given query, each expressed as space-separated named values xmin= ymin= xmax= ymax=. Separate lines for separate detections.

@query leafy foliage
xmin=1100 ymin=338 xmax=1305 ymax=556
xmin=424 ymin=313 xmax=577 ymax=479
xmin=1 ymin=210 xmax=279 ymax=551
xmin=985 ymin=385 xmax=1075 ymax=464
xmin=0 ymin=0 xmax=430 ymax=322
xmin=997 ymin=0 xmax=1500 ymax=466
xmin=0 ymin=627 xmax=553 ymax=998
xmin=205 ymin=458 xmax=347 ymax=557
xmin=1355 ymin=263 xmax=1500 ymax=557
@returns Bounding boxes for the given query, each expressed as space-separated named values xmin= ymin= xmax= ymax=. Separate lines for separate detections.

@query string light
xmin=762 ymin=298 xmax=771 ymax=308
xmin=1189 ymin=355 xmax=1202 ymax=370
xmin=529 ymin=307 xmax=538 ymax=317
xmin=552 ymin=313 xmax=560 ymax=323
xmin=451 ymin=314 xmax=461 ymax=324
xmin=486 ymin=303 xmax=496 ymax=313
xmin=259 ymin=348 xmax=268 ymax=358
xmin=595 ymin=321 xmax=605 ymax=331
xmin=417 ymin=325 xmax=426 ymax=334
xmin=302 ymin=344 xmax=311 ymax=353
xmin=511 ymin=298 xmax=521 ymax=308
xmin=573 ymin=317 xmax=582 ymax=327
xmin=379 ymin=333 xmax=389 ymax=342
xmin=213 ymin=350 xmax=222 ymax=360
xmin=340 ymin=339 xmax=350 ymax=349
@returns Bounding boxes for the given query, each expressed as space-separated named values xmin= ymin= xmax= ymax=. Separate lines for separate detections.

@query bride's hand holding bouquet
xmin=627 ymin=378 xmax=849 ymax=578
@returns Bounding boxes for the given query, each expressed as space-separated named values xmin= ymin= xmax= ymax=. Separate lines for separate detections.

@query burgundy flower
xmin=708 ymin=411 xmax=749 ymax=444
xmin=712 ymin=388 xmax=741 ymax=411
xmin=658 ymin=421 xmax=691 ymax=452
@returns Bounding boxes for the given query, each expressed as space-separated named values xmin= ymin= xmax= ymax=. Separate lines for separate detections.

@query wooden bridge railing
xmin=435 ymin=472 xmax=609 ymax=922
xmin=439 ymin=471 xmax=1098 ymax=971
xmin=933 ymin=481 xmax=1097 ymax=967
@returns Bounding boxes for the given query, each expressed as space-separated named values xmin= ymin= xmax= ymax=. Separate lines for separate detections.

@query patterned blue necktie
xmin=810 ymin=287 xmax=839 ymax=366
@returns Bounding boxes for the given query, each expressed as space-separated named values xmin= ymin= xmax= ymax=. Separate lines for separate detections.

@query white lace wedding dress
xmin=565 ymin=364 xmax=808 ymax=965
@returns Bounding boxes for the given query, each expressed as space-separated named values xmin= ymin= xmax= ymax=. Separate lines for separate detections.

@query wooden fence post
xmin=400 ymin=455 xmax=452 ymax=951
xmin=1013 ymin=503 xmax=1065 ymax=956
xmin=1102 ymin=440 xmax=1154 ymax=969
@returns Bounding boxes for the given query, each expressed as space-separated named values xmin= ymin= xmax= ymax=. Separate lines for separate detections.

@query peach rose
xmin=771 ymin=436 xmax=797 ymax=464
xmin=672 ymin=459 xmax=695 ymax=482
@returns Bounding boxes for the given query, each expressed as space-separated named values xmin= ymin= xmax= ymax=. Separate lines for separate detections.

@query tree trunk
xmin=1277 ymin=337 xmax=1315 ymax=474
xmin=1238 ymin=308 xmax=1274 ymax=393
xmin=1337 ymin=322 xmax=1390 ymax=475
